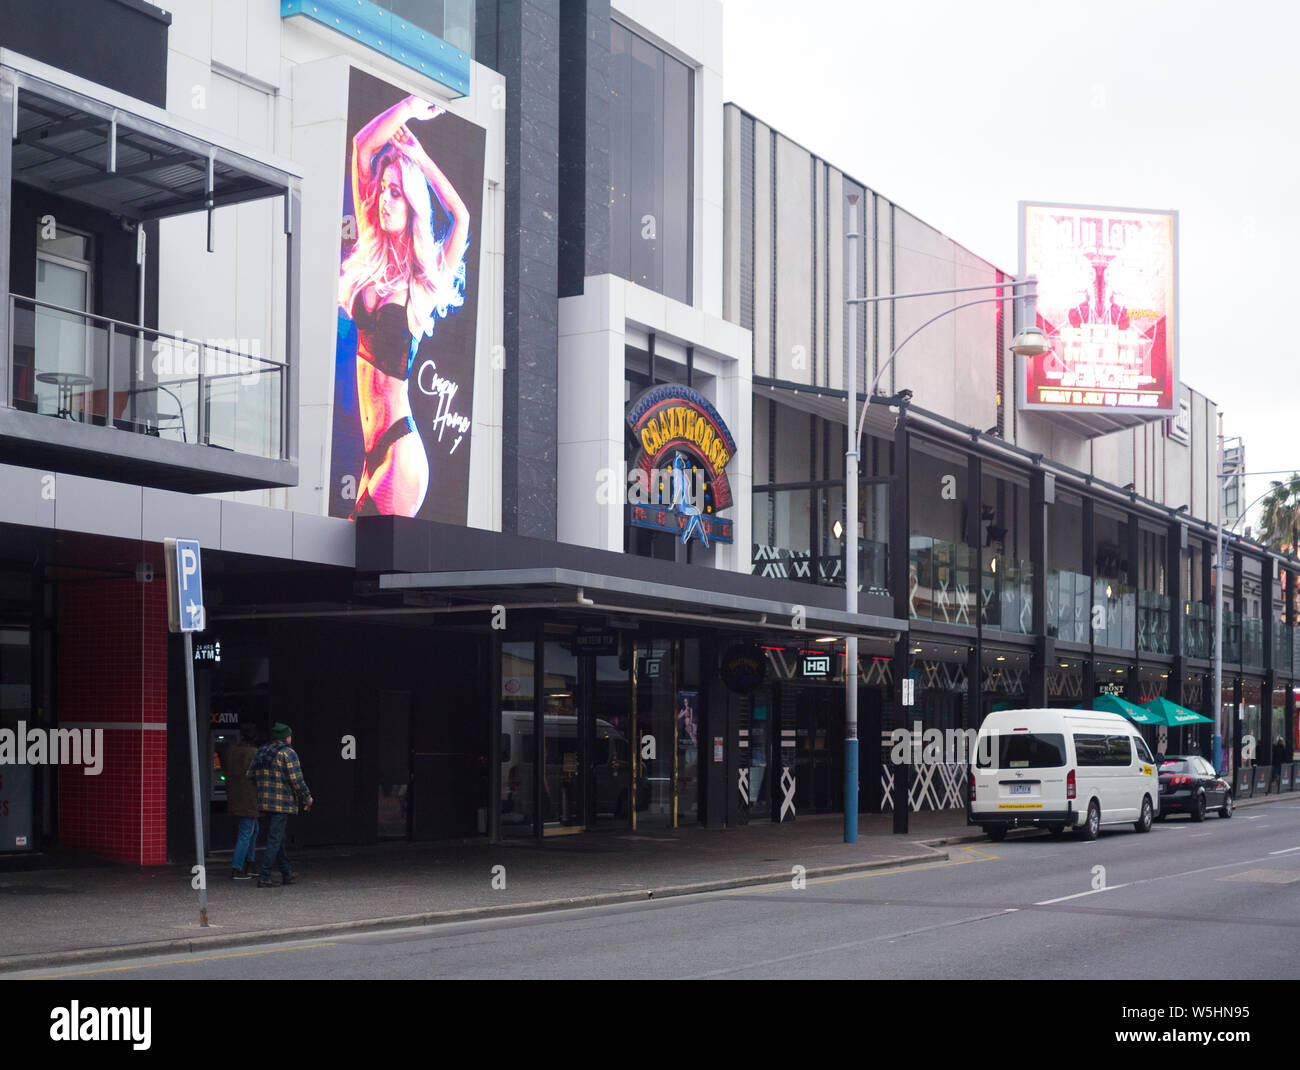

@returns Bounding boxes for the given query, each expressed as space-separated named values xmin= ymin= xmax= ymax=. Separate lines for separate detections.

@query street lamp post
xmin=841 ymin=197 xmax=1047 ymax=840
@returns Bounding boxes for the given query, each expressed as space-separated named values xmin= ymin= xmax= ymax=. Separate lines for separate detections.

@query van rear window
xmin=977 ymin=732 xmax=1066 ymax=769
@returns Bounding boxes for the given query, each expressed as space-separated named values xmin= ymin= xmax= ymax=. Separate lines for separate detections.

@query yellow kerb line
xmin=23 ymin=942 xmax=338 ymax=979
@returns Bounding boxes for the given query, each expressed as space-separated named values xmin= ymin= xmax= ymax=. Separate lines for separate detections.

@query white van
xmin=969 ymin=708 xmax=1160 ymax=841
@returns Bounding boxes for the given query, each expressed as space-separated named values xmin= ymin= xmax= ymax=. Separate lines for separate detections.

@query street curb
xmin=0 ymin=848 xmax=949 ymax=973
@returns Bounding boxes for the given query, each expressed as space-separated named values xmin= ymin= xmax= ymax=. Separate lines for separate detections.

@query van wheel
xmin=1133 ymin=795 xmax=1153 ymax=833
xmin=1190 ymin=792 xmax=1206 ymax=822
xmin=1080 ymin=800 xmax=1100 ymax=840
xmin=984 ymin=825 xmax=1007 ymax=842
xmin=1219 ymin=792 xmax=1233 ymax=819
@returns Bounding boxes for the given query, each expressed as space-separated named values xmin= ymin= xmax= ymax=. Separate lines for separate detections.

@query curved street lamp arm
xmin=856 ymin=293 xmax=1020 ymax=455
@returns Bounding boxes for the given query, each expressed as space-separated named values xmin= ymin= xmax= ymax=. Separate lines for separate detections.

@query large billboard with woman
xmin=329 ymin=68 xmax=486 ymax=523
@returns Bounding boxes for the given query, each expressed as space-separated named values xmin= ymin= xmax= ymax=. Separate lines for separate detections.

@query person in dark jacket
xmin=1268 ymin=735 xmax=1286 ymax=794
xmin=227 ymin=723 xmax=261 ymax=880
xmin=250 ymin=723 xmax=313 ymax=888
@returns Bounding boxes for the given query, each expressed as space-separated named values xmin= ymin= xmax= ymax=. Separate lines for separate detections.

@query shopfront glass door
xmin=588 ymin=654 xmax=633 ymax=828
xmin=635 ymin=641 xmax=676 ymax=828
xmin=542 ymin=640 xmax=584 ymax=833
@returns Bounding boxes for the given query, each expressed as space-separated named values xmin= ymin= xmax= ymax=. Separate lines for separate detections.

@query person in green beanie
xmin=249 ymin=722 xmax=313 ymax=887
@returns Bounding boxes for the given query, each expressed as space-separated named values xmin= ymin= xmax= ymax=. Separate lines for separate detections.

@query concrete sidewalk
xmin=0 ymin=809 xmax=981 ymax=970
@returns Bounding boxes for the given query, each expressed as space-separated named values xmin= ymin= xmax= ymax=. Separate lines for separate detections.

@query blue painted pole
xmin=844 ymin=737 xmax=858 ymax=842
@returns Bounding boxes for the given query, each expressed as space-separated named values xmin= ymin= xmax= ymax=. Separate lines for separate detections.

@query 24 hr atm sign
xmin=626 ymin=384 xmax=735 ymax=546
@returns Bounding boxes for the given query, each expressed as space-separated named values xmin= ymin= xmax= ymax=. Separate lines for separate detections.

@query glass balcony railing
xmin=1138 ymin=590 xmax=1172 ymax=654
xmin=1242 ymin=616 xmax=1265 ymax=668
xmin=750 ymin=539 xmax=889 ymax=594
xmin=1223 ymin=610 xmax=1241 ymax=663
xmin=1273 ymin=624 xmax=1293 ymax=675
xmin=10 ymin=295 xmax=285 ymax=459
xmin=982 ymin=558 xmax=1033 ymax=635
xmin=1093 ymin=579 xmax=1136 ymax=651
xmin=909 ymin=538 xmax=977 ymax=627
xmin=1047 ymin=569 xmax=1091 ymax=644
xmin=1182 ymin=602 xmax=1211 ymax=659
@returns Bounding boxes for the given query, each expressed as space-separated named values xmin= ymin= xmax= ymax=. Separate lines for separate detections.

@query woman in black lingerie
xmin=338 ymin=95 xmax=470 ymax=517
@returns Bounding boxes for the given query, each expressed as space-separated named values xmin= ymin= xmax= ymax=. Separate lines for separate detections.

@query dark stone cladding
xmin=557 ymin=0 xmax=610 ymax=298
xmin=356 ymin=514 xmax=899 ymax=623
xmin=476 ymin=0 xmax=562 ymax=541
xmin=0 ymin=0 xmax=170 ymax=107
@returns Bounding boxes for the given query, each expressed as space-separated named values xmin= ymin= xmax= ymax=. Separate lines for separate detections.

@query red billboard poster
xmin=1019 ymin=203 xmax=1177 ymax=416
xmin=329 ymin=68 xmax=486 ymax=522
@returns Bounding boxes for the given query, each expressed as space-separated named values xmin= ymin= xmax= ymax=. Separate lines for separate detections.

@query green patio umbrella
xmin=1142 ymin=696 xmax=1213 ymax=726
xmin=1092 ymin=693 xmax=1163 ymax=725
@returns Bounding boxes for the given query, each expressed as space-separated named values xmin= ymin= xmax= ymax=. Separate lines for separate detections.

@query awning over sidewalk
xmin=360 ymin=516 xmax=905 ymax=642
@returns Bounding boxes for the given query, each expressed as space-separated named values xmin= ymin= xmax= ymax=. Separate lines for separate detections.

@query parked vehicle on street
xmin=1156 ymin=754 xmax=1233 ymax=820
xmin=970 ymin=708 xmax=1160 ymax=841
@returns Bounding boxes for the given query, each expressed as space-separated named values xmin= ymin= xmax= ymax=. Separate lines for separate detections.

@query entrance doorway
xmin=499 ymin=633 xmax=637 ymax=837
xmin=793 ymin=685 xmax=842 ymax=814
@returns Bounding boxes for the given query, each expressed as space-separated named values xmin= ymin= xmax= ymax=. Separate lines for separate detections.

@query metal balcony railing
xmin=9 ymin=294 xmax=285 ymax=460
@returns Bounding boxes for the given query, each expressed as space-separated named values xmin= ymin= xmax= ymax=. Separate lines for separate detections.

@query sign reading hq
xmin=626 ymin=384 xmax=736 ymax=547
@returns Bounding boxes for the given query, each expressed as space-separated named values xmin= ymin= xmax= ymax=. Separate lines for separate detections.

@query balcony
xmin=0 ymin=53 xmax=300 ymax=493
xmin=1242 ymin=616 xmax=1264 ymax=669
xmin=1273 ymin=624 xmax=1293 ymax=676
xmin=982 ymin=558 xmax=1033 ymax=636
xmin=1048 ymin=569 xmax=1091 ymax=644
xmin=1223 ymin=610 xmax=1241 ymax=663
xmin=11 ymin=295 xmax=283 ymax=455
xmin=1182 ymin=602 xmax=1211 ymax=659
xmin=909 ymin=538 xmax=977 ymax=627
xmin=1138 ymin=590 xmax=1171 ymax=655
xmin=1093 ymin=579 xmax=1135 ymax=651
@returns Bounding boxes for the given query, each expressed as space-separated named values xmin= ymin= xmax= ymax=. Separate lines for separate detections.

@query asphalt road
xmin=13 ymin=800 xmax=1300 ymax=980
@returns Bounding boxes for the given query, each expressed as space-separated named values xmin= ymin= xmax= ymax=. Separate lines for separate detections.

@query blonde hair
xmin=339 ymin=144 xmax=466 ymax=338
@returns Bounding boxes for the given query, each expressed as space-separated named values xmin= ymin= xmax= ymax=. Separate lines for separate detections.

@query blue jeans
xmin=232 ymin=816 xmax=259 ymax=871
xmin=258 ymin=813 xmax=294 ymax=881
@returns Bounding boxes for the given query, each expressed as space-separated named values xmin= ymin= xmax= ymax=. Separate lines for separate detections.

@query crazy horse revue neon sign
xmin=626 ymin=384 xmax=736 ymax=547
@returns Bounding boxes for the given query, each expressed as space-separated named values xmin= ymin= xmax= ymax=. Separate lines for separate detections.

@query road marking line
xmin=728 ymin=845 xmax=998 ymax=896
xmin=1035 ymin=882 xmax=1131 ymax=905
xmin=22 ymin=942 xmax=338 ymax=979
xmin=1269 ymin=846 xmax=1300 ymax=855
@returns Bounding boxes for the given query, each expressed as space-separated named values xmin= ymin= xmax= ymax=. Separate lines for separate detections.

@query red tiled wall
xmin=57 ymin=551 xmax=167 ymax=864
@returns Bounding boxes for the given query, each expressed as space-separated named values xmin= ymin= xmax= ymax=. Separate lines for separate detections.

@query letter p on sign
xmin=164 ymin=538 xmax=206 ymax=634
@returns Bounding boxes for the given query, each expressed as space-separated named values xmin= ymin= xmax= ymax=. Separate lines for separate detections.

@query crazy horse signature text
xmin=416 ymin=358 xmax=471 ymax=453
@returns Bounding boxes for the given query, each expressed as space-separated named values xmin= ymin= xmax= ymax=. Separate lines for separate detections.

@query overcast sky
xmin=721 ymin=0 xmax=1298 ymax=530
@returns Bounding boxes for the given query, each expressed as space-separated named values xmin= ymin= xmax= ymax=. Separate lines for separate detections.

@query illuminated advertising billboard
xmin=328 ymin=68 xmax=486 ymax=522
xmin=1019 ymin=202 xmax=1177 ymax=417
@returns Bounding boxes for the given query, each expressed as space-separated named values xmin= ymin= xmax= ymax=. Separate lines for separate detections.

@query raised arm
xmin=350 ymin=96 xmax=431 ymax=248
xmin=392 ymin=122 xmax=470 ymax=287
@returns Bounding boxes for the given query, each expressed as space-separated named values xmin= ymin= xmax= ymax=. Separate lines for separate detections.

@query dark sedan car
xmin=1157 ymin=754 xmax=1233 ymax=821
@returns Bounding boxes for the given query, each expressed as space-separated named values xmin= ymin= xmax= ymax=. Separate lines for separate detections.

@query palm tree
xmin=1258 ymin=473 xmax=1300 ymax=555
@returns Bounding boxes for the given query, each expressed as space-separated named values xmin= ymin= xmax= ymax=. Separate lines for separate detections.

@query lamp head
xmin=1010 ymin=326 xmax=1052 ymax=357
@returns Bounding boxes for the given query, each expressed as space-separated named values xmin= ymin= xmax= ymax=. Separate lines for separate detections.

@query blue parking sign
xmin=164 ymin=538 xmax=205 ymax=633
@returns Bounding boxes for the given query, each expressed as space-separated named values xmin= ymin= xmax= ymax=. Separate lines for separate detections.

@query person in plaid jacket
xmin=250 ymin=723 xmax=313 ymax=888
